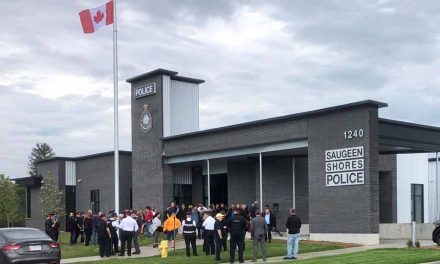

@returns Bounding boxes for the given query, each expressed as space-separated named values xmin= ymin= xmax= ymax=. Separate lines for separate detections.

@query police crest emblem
xmin=140 ymin=104 xmax=152 ymax=133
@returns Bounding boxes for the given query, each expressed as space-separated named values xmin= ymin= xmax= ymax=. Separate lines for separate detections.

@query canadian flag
xmin=79 ymin=1 xmax=114 ymax=33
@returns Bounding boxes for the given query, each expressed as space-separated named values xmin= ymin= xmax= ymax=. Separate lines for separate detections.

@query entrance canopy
xmin=379 ymin=118 xmax=440 ymax=154
xmin=164 ymin=140 xmax=308 ymax=164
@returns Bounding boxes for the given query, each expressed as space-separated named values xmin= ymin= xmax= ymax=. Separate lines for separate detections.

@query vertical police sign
xmin=325 ymin=146 xmax=365 ymax=186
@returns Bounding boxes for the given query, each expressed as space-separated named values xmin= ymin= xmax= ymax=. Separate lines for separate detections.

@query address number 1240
xmin=343 ymin=129 xmax=364 ymax=139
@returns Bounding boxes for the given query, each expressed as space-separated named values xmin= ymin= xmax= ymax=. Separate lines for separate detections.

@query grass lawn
xmin=73 ymin=240 xmax=345 ymax=263
xmin=59 ymin=231 xmax=169 ymax=259
xmin=268 ymin=248 xmax=440 ymax=264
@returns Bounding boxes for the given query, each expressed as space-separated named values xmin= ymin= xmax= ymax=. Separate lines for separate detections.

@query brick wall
xmin=307 ymin=107 xmax=380 ymax=234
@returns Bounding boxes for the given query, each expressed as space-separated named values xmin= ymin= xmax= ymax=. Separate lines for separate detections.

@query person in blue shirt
xmin=262 ymin=206 xmax=276 ymax=243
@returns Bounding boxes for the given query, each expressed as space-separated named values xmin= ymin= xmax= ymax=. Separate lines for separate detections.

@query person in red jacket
xmin=144 ymin=206 xmax=154 ymax=237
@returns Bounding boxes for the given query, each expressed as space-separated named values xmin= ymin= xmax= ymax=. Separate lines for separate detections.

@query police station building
xmin=18 ymin=69 xmax=440 ymax=245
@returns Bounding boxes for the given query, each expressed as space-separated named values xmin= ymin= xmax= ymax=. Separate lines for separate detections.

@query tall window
xmin=411 ymin=184 xmax=424 ymax=223
xmin=90 ymin=190 xmax=100 ymax=214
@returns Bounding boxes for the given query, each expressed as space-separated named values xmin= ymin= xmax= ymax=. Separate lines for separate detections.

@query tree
xmin=0 ymin=174 xmax=23 ymax=227
xmin=28 ymin=143 xmax=55 ymax=177
xmin=39 ymin=173 xmax=64 ymax=217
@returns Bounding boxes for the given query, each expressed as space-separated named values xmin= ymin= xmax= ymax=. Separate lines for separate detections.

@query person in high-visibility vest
xmin=163 ymin=213 xmax=181 ymax=248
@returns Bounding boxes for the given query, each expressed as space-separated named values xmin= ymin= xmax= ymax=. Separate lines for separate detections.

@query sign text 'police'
xmin=325 ymin=146 xmax=365 ymax=187
xmin=134 ymin=83 xmax=156 ymax=99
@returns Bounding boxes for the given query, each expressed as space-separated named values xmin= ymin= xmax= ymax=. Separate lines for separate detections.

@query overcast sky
xmin=1 ymin=0 xmax=440 ymax=178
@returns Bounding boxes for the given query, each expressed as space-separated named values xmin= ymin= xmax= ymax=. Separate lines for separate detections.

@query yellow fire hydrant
xmin=158 ymin=240 xmax=168 ymax=258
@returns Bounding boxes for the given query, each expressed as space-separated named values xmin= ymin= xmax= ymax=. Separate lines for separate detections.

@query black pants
xmin=222 ymin=231 xmax=228 ymax=251
xmin=230 ymin=232 xmax=244 ymax=263
xmin=265 ymin=225 xmax=273 ymax=242
xmin=98 ymin=235 xmax=110 ymax=257
xmin=184 ymin=235 xmax=197 ymax=256
xmin=120 ymin=230 xmax=134 ymax=256
xmin=153 ymin=230 xmax=160 ymax=244
xmin=69 ymin=230 xmax=78 ymax=244
xmin=243 ymin=231 xmax=247 ymax=251
xmin=80 ymin=230 xmax=84 ymax=243
xmin=197 ymin=226 xmax=202 ymax=239
xmin=133 ymin=231 xmax=140 ymax=253
xmin=84 ymin=230 xmax=92 ymax=246
xmin=53 ymin=231 xmax=59 ymax=242
xmin=203 ymin=230 xmax=215 ymax=255
xmin=215 ymin=237 xmax=222 ymax=261
xmin=202 ymin=229 xmax=205 ymax=251
xmin=111 ymin=233 xmax=119 ymax=253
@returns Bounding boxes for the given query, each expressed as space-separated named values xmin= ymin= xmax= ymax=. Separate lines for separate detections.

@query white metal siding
xmin=428 ymin=160 xmax=437 ymax=222
xmin=173 ymin=164 xmax=192 ymax=184
xmin=396 ymin=153 xmax=429 ymax=223
xmin=65 ymin=161 xmax=76 ymax=186
xmin=169 ymin=80 xmax=199 ymax=136
xmin=162 ymin=76 xmax=171 ymax=137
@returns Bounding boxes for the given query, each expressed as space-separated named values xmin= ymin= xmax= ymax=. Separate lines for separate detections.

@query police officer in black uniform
xmin=221 ymin=213 xmax=228 ymax=252
xmin=182 ymin=211 xmax=198 ymax=257
xmin=107 ymin=213 xmax=119 ymax=255
xmin=214 ymin=213 xmax=225 ymax=261
xmin=229 ymin=209 xmax=246 ymax=263
xmin=97 ymin=213 xmax=111 ymax=258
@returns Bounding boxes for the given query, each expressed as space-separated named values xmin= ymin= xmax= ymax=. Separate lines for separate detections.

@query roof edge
xmin=126 ymin=68 xmax=178 ymax=83
xmin=163 ymin=100 xmax=387 ymax=141
xmin=170 ymin=75 xmax=205 ymax=84
xmin=379 ymin=118 xmax=440 ymax=132
xmin=37 ymin=150 xmax=132 ymax=164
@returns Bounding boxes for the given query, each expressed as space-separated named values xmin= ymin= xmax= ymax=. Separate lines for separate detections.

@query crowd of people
xmin=44 ymin=201 xmax=302 ymax=262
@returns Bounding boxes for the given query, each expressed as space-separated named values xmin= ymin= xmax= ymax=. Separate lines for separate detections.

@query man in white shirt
xmin=198 ymin=202 xmax=208 ymax=213
xmin=118 ymin=210 xmax=139 ymax=257
xmin=202 ymin=211 xmax=215 ymax=255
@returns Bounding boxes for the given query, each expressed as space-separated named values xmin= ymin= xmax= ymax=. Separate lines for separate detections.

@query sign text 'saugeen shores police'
xmin=134 ymin=83 xmax=156 ymax=99
xmin=325 ymin=146 xmax=365 ymax=187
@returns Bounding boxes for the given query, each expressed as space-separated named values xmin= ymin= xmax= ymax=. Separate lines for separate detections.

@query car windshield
xmin=2 ymin=229 xmax=49 ymax=242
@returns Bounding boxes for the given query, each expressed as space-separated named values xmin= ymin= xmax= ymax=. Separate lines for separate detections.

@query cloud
xmin=1 ymin=0 xmax=440 ymax=178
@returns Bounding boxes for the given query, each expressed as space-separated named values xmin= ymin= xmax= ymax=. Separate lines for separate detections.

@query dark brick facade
xmin=130 ymin=75 xmax=173 ymax=210
xmin=378 ymin=154 xmax=397 ymax=223
xmin=164 ymin=119 xmax=307 ymax=157
xmin=25 ymin=153 xmax=132 ymax=231
xmin=307 ymin=107 xmax=380 ymax=234
xmin=227 ymin=160 xmax=256 ymax=206
xmin=295 ymin=157 xmax=309 ymax=224
xmin=75 ymin=154 xmax=132 ymax=214
xmin=256 ymin=157 xmax=294 ymax=229
xmin=27 ymin=160 xmax=64 ymax=230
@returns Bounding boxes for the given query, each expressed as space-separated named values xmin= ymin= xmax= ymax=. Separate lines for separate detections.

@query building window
xmin=26 ymin=186 xmax=31 ymax=218
xmin=90 ymin=190 xmax=100 ymax=214
xmin=411 ymin=184 xmax=424 ymax=223
xmin=173 ymin=184 xmax=192 ymax=206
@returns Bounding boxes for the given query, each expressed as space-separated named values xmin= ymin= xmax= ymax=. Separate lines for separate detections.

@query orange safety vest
xmin=163 ymin=215 xmax=181 ymax=232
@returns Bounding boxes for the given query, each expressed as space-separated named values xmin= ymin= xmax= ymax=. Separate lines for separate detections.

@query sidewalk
xmin=61 ymin=241 xmax=187 ymax=264
xmin=233 ymin=239 xmax=437 ymax=263
xmin=61 ymin=239 xmax=437 ymax=264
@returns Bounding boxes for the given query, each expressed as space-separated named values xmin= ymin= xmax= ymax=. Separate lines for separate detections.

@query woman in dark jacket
xmin=83 ymin=211 xmax=93 ymax=246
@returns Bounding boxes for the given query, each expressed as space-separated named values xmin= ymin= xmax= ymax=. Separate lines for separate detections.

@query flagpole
xmin=113 ymin=0 xmax=120 ymax=215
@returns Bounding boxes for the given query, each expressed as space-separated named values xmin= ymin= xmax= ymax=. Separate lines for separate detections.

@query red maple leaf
xmin=94 ymin=10 xmax=104 ymax=24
